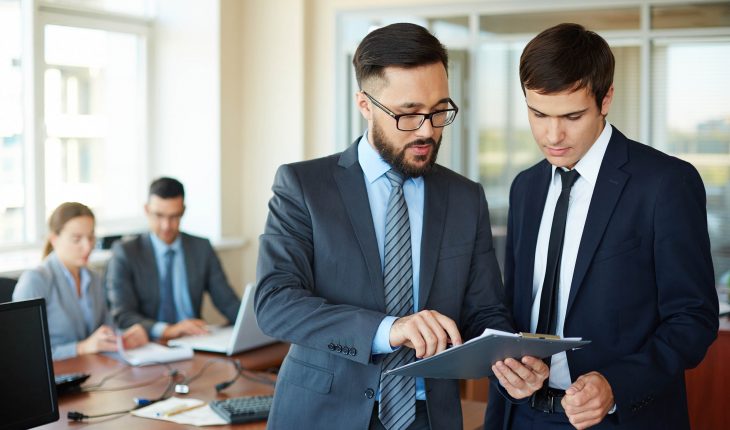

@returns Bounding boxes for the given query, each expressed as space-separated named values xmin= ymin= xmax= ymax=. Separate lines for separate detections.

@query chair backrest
xmin=0 ymin=277 xmax=18 ymax=303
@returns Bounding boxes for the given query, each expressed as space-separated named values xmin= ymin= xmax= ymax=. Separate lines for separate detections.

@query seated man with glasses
xmin=106 ymin=177 xmax=240 ymax=340
xmin=254 ymin=23 xmax=547 ymax=430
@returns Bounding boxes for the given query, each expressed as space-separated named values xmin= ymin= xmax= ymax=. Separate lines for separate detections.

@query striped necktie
xmin=378 ymin=169 xmax=416 ymax=430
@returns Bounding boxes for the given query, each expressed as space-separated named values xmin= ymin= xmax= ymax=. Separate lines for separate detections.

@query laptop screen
xmin=0 ymin=298 xmax=59 ymax=430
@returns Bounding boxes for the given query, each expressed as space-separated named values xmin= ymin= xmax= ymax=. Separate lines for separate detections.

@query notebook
xmin=167 ymin=283 xmax=275 ymax=355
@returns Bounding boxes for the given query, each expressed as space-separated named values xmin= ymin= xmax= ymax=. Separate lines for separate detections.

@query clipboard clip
xmin=519 ymin=332 xmax=561 ymax=340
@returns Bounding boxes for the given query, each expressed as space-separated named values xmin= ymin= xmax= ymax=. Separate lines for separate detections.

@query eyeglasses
xmin=362 ymin=91 xmax=459 ymax=131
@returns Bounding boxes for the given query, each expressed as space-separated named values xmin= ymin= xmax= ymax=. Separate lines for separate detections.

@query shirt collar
xmin=358 ymin=132 xmax=391 ymax=184
xmin=550 ymin=122 xmax=613 ymax=186
xmin=50 ymin=252 xmax=91 ymax=295
xmin=357 ymin=131 xmax=424 ymax=186
xmin=149 ymin=232 xmax=182 ymax=258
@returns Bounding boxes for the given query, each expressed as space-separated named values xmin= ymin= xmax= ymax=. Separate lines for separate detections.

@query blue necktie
xmin=378 ymin=169 xmax=416 ymax=430
xmin=157 ymin=249 xmax=177 ymax=324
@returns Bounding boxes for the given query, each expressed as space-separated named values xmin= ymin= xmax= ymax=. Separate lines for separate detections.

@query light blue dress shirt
xmin=59 ymin=262 xmax=95 ymax=336
xmin=358 ymin=133 xmax=427 ymax=400
xmin=149 ymin=233 xmax=195 ymax=339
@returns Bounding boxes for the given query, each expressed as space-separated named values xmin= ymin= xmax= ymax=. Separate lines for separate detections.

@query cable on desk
xmin=80 ymin=366 xmax=130 ymax=390
xmin=68 ymin=363 xmax=182 ymax=422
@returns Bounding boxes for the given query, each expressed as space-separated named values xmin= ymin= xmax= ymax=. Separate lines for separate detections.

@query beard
xmin=371 ymin=120 xmax=441 ymax=178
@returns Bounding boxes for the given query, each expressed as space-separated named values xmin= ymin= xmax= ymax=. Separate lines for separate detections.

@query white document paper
xmin=132 ymin=397 xmax=228 ymax=426
xmin=108 ymin=339 xmax=194 ymax=366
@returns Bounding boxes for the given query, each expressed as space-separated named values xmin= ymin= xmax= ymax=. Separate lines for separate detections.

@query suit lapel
xmin=418 ymin=168 xmax=448 ymax=310
xmin=140 ymin=234 xmax=161 ymax=309
xmin=566 ymin=131 xmax=629 ymax=315
xmin=333 ymin=141 xmax=385 ymax=311
xmin=516 ymin=162 xmax=551 ymax=330
xmin=48 ymin=255 xmax=87 ymax=338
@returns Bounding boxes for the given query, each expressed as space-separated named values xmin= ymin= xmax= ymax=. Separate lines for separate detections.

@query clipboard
xmin=384 ymin=331 xmax=590 ymax=379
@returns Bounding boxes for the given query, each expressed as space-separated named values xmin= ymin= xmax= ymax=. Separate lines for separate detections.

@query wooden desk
xmin=43 ymin=342 xmax=484 ymax=429
xmin=686 ymin=317 xmax=730 ymax=430
xmin=41 ymin=343 xmax=289 ymax=429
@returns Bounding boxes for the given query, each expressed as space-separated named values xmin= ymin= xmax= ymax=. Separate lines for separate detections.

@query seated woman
xmin=13 ymin=202 xmax=148 ymax=360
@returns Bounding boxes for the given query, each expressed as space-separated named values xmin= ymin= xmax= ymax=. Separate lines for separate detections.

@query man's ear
xmin=355 ymin=91 xmax=373 ymax=121
xmin=600 ymin=85 xmax=614 ymax=116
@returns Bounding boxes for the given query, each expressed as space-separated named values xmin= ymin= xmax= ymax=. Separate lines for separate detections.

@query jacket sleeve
xmin=202 ymin=239 xmax=241 ymax=323
xmin=14 ymin=269 xmax=79 ymax=360
xmin=106 ymin=243 xmax=157 ymax=333
xmin=459 ymin=182 xmax=515 ymax=340
xmin=599 ymin=161 xmax=718 ymax=422
xmin=254 ymin=164 xmax=385 ymax=365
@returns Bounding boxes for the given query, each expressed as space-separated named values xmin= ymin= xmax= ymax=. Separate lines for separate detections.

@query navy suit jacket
xmin=256 ymin=140 xmax=513 ymax=430
xmin=485 ymin=128 xmax=718 ymax=429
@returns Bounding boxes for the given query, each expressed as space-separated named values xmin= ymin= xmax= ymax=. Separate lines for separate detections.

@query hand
xmin=561 ymin=371 xmax=615 ymax=429
xmin=161 ymin=319 xmax=209 ymax=340
xmin=122 ymin=323 xmax=149 ymax=349
xmin=77 ymin=325 xmax=118 ymax=355
xmin=492 ymin=356 xmax=549 ymax=399
xmin=389 ymin=310 xmax=462 ymax=358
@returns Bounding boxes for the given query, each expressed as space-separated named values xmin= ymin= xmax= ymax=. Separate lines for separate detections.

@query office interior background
xmin=0 ymin=0 xmax=729 ymax=322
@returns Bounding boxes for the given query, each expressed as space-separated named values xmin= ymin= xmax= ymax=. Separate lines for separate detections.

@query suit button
xmin=336 ymin=345 xmax=343 ymax=353
xmin=349 ymin=347 xmax=357 ymax=356
xmin=365 ymin=388 xmax=375 ymax=399
xmin=342 ymin=346 xmax=350 ymax=355
xmin=328 ymin=343 xmax=335 ymax=351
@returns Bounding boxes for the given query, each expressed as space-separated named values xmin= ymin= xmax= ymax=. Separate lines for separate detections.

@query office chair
xmin=0 ymin=277 xmax=18 ymax=303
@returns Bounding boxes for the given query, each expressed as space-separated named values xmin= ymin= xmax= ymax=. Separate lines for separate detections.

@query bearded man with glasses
xmin=255 ymin=23 xmax=547 ymax=430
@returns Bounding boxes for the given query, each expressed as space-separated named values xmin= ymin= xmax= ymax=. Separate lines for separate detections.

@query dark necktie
xmin=157 ymin=249 xmax=177 ymax=324
xmin=378 ymin=169 xmax=416 ymax=430
xmin=536 ymin=168 xmax=580 ymax=336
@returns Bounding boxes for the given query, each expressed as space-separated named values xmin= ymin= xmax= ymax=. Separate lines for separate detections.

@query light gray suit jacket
xmin=255 ymin=141 xmax=514 ymax=430
xmin=13 ymin=253 xmax=110 ymax=361
xmin=106 ymin=232 xmax=240 ymax=334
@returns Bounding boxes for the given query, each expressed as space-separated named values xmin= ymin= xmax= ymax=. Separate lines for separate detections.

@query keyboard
xmin=210 ymin=395 xmax=273 ymax=424
xmin=54 ymin=372 xmax=90 ymax=395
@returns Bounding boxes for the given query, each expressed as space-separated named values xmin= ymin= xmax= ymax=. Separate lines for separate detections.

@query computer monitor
xmin=0 ymin=298 xmax=59 ymax=430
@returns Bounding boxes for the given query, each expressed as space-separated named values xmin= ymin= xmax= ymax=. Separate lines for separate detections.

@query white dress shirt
xmin=530 ymin=123 xmax=613 ymax=389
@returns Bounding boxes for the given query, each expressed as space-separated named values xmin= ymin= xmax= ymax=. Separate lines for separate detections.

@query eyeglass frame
xmin=361 ymin=91 xmax=459 ymax=131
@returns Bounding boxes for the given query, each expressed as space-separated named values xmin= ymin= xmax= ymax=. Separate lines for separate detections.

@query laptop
xmin=167 ymin=283 xmax=275 ymax=355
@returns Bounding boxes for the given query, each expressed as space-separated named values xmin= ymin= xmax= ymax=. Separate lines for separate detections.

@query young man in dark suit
xmin=485 ymin=23 xmax=718 ymax=430
xmin=106 ymin=177 xmax=240 ymax=340
xmin=255 ymin=23 xmax=547 ymax=430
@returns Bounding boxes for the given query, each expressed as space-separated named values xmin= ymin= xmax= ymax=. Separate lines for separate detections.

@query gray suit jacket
xmin=255 ymin=141 xmax=513 ymax=430
xmin=13 ymin=253 xmax=110 ymax=361
xmin=106 ymin=232 xmax=240 ymax=333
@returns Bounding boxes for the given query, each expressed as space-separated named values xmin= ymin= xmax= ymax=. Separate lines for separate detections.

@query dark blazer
xmin=13 ymin=253 xmax=110 ymax=360
xmin=485 ymin=128 xmax=718 ymax=429
xmin=106 ymin=232 xmax=240 ymax=333
xmin=255 ymin=141 xmax=513 ymax=429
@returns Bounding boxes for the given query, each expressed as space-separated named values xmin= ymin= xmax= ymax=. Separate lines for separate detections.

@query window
xmin=0 ymin=1 xmax=150 ymax=249
xmin=43 ymin=24 xmax=147 ymax=226
xmin=652 ymin=41 xmax=730 ymax=281
xmin=0 ymin=0 xmax=24 ymax=245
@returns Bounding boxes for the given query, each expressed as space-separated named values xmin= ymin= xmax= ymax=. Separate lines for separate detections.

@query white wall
xmin=152 ymin=0 xmax=221 ymax=240
xmin=238 ymin=0 xmax=305 ymax=284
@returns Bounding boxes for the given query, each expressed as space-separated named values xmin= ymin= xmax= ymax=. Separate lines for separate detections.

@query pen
xmin=157 ymin=402 xmax=207 ymax=417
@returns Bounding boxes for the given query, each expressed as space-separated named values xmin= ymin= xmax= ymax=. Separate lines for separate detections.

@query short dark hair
xmin=352 ymin=23 xmax=448 ymax=91
xmin=149 ymin=177 xmax=185 ymax=200
xmin=519 ymin=23 xmax=615 ymax=109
